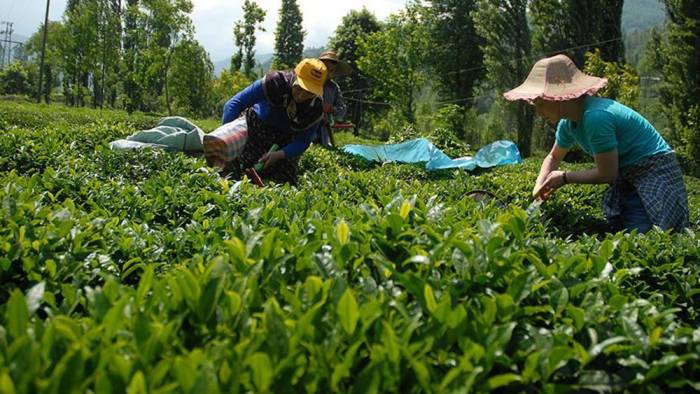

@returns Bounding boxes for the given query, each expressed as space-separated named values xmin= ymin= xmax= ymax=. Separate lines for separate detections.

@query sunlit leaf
xmin=337 ymin=288 xmax=360 ymax=335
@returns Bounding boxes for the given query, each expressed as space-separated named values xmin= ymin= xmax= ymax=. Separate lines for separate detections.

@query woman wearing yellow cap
xmin=504 ymin=54 xmax=688 ymax=233
xmin=221 ymin=58 xmax=328 ymax=184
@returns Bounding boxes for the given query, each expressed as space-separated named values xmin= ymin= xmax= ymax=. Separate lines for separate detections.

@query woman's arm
xmin=567 ymin=150 xmax=618 ymax=184
xmin=564 ymin=110 xmax=619 ymax=184
xmin=222 ymin=79 xmax=266 ymax=124
xmin=534 ymin=149 xmax=619 ymax=199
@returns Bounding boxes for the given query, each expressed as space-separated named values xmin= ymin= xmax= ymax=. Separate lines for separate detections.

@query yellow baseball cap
xmin=294 ymin=58 xmax=328 ymax=98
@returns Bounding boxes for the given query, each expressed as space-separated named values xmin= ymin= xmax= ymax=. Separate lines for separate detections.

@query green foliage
xmin=23 ymin=21 xmax=66 ymax=102
xmin=567 ymin=0 xmax=625 ymax=64
xmin=649 ymin=2 xmax=700 ymax=176
xmin=416 ymin=104 xmax=472 ymax=157
xmin=60 ymin=0 xmax=123 ymax=107
xmin=529 ymin=0 xmax=625 ymax=66
xmin=328 ymin=8 xmax=382 ymax=66
xmin=422 ymin=0 xmax=483 ymax=106
xmin=357 ymin=5 xmax=430 ymax=123
xmin=327 ymin=7 xmax=383 ymax=127
xmin=61 ymin=1 xmax=100 ymax=106
xmin=0 ymin=62 xmax=32 ymax=96
xmin=583 ymin=49 xmax=641 ymax=108
xmin=433 ymin=104 xmax=465 ymax=139
xmin=210 ymin=70 xmax=251 ymax=120
xmin=0 ymin=101 xmax=159 ymax=132
xmin=625 ymin=28 xmax=656 ymax=69
xmin=472 ymin=0 xmax=534 ymax=157
xmin=0 ymin=101 xmax=700 ymax=392
xmin=231 ymin=0 xmax=266 ymax=78
xmin=168 ymin=40 xmax=215 ymax=118
xmin=121 ymin=0 xmax=196 ymax=113
xmin=371 ymin=108 xmax=413 ymax=141
xmin=429 ymin=126 xmax=470 ymax=158
xmin=123 ymin=0 xmax=143 ymax=111
xmin=271 ymin=0 xmax=305 ymax=70
xmin=529 ymin=0 xmax=573 ymax=56
xmin=674 ymin=105 xmax=700 ymax=175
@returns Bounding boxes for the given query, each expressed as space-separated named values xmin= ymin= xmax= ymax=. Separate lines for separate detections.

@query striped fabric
xmin=603 ymin=151 xmax=688 ymax=232
xmin=203 ymin=116 xmax=248 ymax=169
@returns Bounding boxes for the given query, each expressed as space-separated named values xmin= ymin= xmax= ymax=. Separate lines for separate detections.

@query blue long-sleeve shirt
xmin=222 ymin=78 xmax=320 ymax=158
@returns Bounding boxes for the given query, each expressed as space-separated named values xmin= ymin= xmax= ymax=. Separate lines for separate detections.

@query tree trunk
xmin=516 ymin=101 xmax=534 ymax=158
xmin=100 ymin=5 xmax=107 ymax=109
xmin=164 ymin=47 xmax=173 ymax=116
xmin=44 ymin=66 xmax=52 ymax=103
xmin=82 ymin=72 xmax=89 ymax=107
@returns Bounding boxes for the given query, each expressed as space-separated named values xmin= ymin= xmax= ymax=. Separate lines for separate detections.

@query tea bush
xmin=1 ymin=102 xmax=699 ymax=393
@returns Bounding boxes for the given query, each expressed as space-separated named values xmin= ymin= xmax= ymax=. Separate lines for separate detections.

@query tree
xmin=530 ymin=0 xmax=625 ymax=66
xmin=327 ymin=8 xmax=382 ymax=129
xmin=529 ymin=0 xmax=573 ymax=56
xmin=95 ymin=0 xmax=123 ymax=108
xmin=168 ymin=39 xmax=214 ymax=117
xmin=583 ymin=49 xmax=641 ymax=109
xmin=118 ymin=0 xmax=195 ymax=112
xmin=0 ymin=61 xmax=32 ymax=95
xmin=61 ymin=0 xmax=101 ymax=107
xmin=472 ymin=0 xmax=534 ymax=157
xmin=139 ymin=0 xmax=195 ymax=112
xmin=231 ymin=0 xmax=266 ymax=78
xmin=422 ymin=0 xmax=483 ymax=106
xmin=58 ymin=0 xmax=123 ymax=108
xmin=23 ymin=21 xmax=66 ymax=103
xmin=650 ymin=1 xmax=700 ymax=175
xmin=357 ymin=6 xmax=429 ymax=124
xmin=211 ymin=70 xmax=251 ymax=119
xmin=123 ymin=0 xmax=143 ymax=111
xmin=567 ymin=0 xmax=625 ymax=64
xmin=271 ymin=0 xmax=305 ymax=70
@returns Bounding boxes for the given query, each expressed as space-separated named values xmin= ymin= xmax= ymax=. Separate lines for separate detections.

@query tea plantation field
xmin=1 ymin=101 xmax=700 ymax=393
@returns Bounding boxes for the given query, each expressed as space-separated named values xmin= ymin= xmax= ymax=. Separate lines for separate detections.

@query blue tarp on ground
xmin=342 ymin=138 xmax=522 ymax=171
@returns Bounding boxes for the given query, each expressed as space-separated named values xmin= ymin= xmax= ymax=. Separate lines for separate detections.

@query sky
xmin=1 ymin=0 xmax=405 ymax=63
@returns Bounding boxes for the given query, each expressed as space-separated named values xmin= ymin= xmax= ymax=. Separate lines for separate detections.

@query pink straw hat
xmin=503 ymin=54 xmax=607 ymax=103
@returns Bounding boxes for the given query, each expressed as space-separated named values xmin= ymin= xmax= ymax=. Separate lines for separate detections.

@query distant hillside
xmin=213 ymin=58 xmax=229 ymax=76
xmin=622 ymin=0 xmax=667 ymax=68
xmin=258 ymin=47 xmax=324 ymax=71
xmin=213 ymin=47 xmax=325 ymax=76
xmin=622 ymin=0 xmax=666 ymax=34
xmin=213 ymin=52 xmax=273 ymax=76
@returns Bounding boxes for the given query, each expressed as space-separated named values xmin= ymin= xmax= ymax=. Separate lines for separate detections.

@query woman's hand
xmin=532 ymin=177 xmax=547 ymax=198
xmin=533 ymin=144 xmax=569 ymax=201
xmin=258 ymin=150 xmax=286 ymax=170
xmin=532 ymin=170 xmax=567 ymax=200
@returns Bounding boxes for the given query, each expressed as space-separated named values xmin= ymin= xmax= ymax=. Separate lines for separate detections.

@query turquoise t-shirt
xmin=555 ymin=96 xmax=670 ymax=168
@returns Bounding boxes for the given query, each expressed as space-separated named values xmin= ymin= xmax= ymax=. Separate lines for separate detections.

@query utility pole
xmin=0 ymin=21 xmax=12 ymax=68
xmin=37 ymin=0 xmax=50 ymax=103
xmin=6 ymin=22 xmax=13 ymax=66
xmin=1 ymin=22 xmax=5 ymax=67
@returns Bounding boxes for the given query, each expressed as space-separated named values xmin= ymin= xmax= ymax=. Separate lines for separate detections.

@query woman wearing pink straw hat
xmin=504 ymin=54 xmax=688 ymax=233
